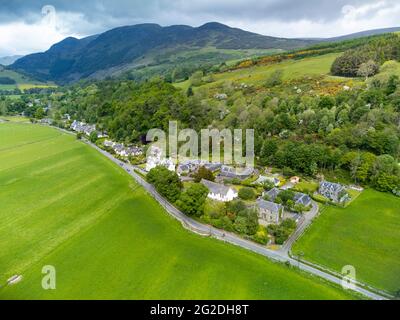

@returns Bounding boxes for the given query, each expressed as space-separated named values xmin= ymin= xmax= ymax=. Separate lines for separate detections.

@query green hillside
xmin=175 ymin=52 xmax=345 ymax=91
xmin=0 ymin=66 xmax=54 ymax=91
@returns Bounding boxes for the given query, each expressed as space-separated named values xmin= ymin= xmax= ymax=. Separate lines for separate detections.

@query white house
xmin=253 ymin=175 xmax=280 ymax=187
xmin=70 ymin=120 xmax=97 ymax=136
xmin=201 ymin=179 xmax=238 ymax=202
xmin=146 ymin=146 xmax=176 ymax=172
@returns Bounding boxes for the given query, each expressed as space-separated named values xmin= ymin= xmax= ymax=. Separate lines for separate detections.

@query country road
xmin=83 ymin=139 xmax=388 ymax=301
xmin=280 ymin=202 xmax=320 ymax=255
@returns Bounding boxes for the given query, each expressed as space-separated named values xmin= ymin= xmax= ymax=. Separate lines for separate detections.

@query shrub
xmin=176 ymin=183 xmax=209 ymax=217
xmin=238 ymin=187 xmax=256 ymax=200
xmin=193 ymin=166 xmax=215 ymax=183
xmin=147 ymin=166 xmax=183 ymax=202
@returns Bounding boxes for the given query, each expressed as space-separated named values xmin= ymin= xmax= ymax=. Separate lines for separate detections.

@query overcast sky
xmin=0 ymin=0 xmax=399 ymax=57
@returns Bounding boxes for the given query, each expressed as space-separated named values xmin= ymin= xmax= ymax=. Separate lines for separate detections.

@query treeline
xmin=331 ymin=34 xmax=400 ymax=77
xmin=0 ymin=77 xmax=16 ymax=85
xmin=47 ymin=79 xmax=214 ymax=143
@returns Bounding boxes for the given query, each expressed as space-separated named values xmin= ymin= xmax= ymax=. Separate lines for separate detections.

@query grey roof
xmin=294 ymin=192 xmax=312 ymax=206
xmin=320 ymin=181 xmax=345 ymax=194
xmin=204 ymin=163 xmax=222 ymax=172
xmin=201 ymin=179 xmax=233 ymax=197
xmin=256 ymin=199 xmax=283 ymax=214
xmin=264 ymin=188 xmax=282 ymax=201
xmin=220 ymin=165 xmax=254 ymax=178
xmin=178 ymin=164 xmax=190 ymax=172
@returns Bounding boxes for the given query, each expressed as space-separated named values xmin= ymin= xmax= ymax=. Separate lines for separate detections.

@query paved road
xmin=81 ymin=140 xmax=388 ymax=300
xmin=280 ymin=202 xmax=320 ymax=255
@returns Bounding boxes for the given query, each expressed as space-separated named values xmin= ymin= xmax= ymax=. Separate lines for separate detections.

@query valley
xmin=1 ymin=12 xmax=399 ymax=303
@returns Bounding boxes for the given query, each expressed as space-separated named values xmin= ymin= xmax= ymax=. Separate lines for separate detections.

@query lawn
xmin=294 ymin=181 xmax=319 ymax=194
xmin=0 ymin=123 xmax=358 ymax=299
xmin=293 ymin=189 xmax=400 ymax=294
xmin=0 ymin=116 xmax=30 ymax=123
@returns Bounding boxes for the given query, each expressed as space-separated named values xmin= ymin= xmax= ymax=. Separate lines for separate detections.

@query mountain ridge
xmin=10 ymin=22 xmax=315 ymax=83
xmin=10 ymin=23 xmax=400 ymax=84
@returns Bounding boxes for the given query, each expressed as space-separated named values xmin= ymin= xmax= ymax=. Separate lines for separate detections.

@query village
xmin=67 ymin=119 xmax=360 ymax=246
xmin=140 ymin=146 xmax=358 ymax=246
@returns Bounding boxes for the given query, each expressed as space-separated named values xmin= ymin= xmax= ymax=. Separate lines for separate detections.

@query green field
xmin=0 ymin=116 xmax=30 ymax=123
xmin=0 ymin=122 xmax=358 ymax=299
xmin=0 ymin=66 xmax=55 ymax=91
xmin=293 ymin=189 xmax=400 ymax=294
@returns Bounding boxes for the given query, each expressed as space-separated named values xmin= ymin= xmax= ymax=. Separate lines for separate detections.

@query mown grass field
xmin=293 ymin=189 xmax=400 ymax=294
xmin=0 ymin=122 xmax=358 ymax=300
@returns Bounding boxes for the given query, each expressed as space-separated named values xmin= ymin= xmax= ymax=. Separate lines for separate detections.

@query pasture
xmin=175 ymin=52 xmax=345 ymax=91
xmin=0 ymin=122 xmax=357 ymax=299
xmin=293 ymin=189 xmax=400 ymax=294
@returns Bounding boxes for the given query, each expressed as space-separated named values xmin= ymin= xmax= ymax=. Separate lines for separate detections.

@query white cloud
xmin=227 ymin=1 xmax=400 ymax=38
xmin=0 ymin=8 xmax=92 ymax=56
xmin=0 ymin=0 xmax=399 ymax=57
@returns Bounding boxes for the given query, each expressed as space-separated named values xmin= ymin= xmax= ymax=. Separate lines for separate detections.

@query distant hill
xmin=321 ymin=27 xmax=400 ymax=42
xmin=0 ymin=55 xmax=24 ymax=66
xmin=10 ymin=22 xmax=314 ymax=84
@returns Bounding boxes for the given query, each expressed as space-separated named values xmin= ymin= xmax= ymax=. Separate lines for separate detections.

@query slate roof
xmin=294 ymin=192 xmax=312 ymax=206
xmin=203 ymin=162 xmax=222 ymax=172
xmin=220 ymin=165 xmax=254 ymax=178
xmin=201 ymin=179 xmax=233 ymax=197
xmin=256 ymin=199 xmax=283 ymax=214
xmin=264 ymin=188 xmax=282 ymax=201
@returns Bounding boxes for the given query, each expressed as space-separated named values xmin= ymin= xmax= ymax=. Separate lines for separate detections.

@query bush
xmin=89 ymin=131 xmax=98 ymax=143
xmin=147 ymin=166 xmax=183 ymax=202
xmin=265 ymin=70 xmax=283 ymax=87
xmin=193 ymin=166 xmax=215 ymax=183
xmin=267 ymin=219 xmax=296 ymax=245
xmin=238 ymin=187 xmax=256 ymax=200
xmin=204 ymin=200 xmax=226 ymax=219
xmin=252 ymin=227 xmax=270 ymax=245
xmin=176 ymin=183 xmax=209 ymax=217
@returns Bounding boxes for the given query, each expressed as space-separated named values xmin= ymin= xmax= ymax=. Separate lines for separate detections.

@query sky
xmin=0 ymin=0 xmax=399 ymax=57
